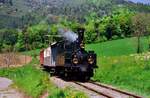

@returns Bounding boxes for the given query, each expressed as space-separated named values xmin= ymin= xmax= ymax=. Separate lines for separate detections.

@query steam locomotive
xmin=40 ymin=28 xmax=97 ymax=80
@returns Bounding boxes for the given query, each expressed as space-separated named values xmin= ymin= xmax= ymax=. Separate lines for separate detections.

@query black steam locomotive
xmin=40 ymin=28 xmax=97 ymax=80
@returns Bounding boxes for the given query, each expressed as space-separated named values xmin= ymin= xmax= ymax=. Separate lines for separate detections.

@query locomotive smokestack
xmin=77 ymin=28 xmax=85 ymax=43
xmin=77 ymin=28 xmax=85 ymax=49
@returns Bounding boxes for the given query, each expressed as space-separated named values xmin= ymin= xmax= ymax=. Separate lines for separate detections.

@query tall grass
xmin=93 ymin=56 xmax=150 ymax=97
xmin=48 ymin=87 xmax=87 ymax=98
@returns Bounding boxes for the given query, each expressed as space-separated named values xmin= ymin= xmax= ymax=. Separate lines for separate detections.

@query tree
xmin=84 ymin=12 xmax=100 ymax=43
xmin=132 ymin=13 xmax=150 ymax=53
xmin=0 ymin=29 xmax=18 ymax=52
xmin=98 ymin=8 xmax=133 ymax=41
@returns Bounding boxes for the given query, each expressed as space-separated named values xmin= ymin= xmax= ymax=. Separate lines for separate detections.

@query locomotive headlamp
xmin=73 ymin=57 xmax=79 ymax=64
xmin=88 ymin=56 xmax=94 ymax=64
xmin=80 ymin=43 xmax=85 ymax=49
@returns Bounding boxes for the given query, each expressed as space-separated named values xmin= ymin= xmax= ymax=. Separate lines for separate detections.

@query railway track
xmin=50 ymin=77 xmax=143 ymax=98
xmin=74 ymin=81 xmax=143 ymax=98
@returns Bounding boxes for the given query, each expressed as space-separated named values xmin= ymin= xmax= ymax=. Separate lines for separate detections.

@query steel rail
xmin=75 ymin=82 xmax=113 ymax=98
xmin=89 ymin=81 xmax=143 ymax=98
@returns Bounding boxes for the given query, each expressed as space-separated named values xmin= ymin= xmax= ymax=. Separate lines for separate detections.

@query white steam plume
xmin=58 ymin=28 xmax=78 ymax=42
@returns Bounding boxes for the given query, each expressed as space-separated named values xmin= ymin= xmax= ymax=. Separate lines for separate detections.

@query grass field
xmin=92 ymin=56 xmax=150 ymax=97
xmin=86 ymin=37 xmax=150 ymax=97
xmin=86 ymin=37 xmax=149 ymax=56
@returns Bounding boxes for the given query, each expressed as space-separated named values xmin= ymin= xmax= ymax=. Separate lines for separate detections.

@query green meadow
xmin=86 ymin=37 xmax=150 ymax=97
xmin=86 ymin=37 xmax=149 ymax=56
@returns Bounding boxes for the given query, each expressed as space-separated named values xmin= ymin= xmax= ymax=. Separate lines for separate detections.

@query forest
xmin=0 ymin=7 xmax=150 ymax=53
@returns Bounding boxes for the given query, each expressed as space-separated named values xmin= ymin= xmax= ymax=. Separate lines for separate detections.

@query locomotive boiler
xmin=40 ymin=28 xmax=97 ymax=80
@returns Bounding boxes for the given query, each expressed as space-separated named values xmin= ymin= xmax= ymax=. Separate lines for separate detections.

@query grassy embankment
xmin=86 ymin=37 xmax=150 ymax=97
xmin=0 ymin=51 xmax=87 ymax=98
xmin=86 ymin=37 xmax=149 ymax=56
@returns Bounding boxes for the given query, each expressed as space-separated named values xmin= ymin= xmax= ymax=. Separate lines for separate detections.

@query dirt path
xmin=0 ymin=77 xmax=28 ymax=98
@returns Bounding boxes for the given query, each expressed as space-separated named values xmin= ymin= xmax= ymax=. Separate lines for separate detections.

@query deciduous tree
xmin=132 ymin=13 xmax=150 ymax=53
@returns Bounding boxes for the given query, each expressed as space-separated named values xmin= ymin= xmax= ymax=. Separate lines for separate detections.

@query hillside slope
xmin=0 ymin=0 xmax=150 ymax=28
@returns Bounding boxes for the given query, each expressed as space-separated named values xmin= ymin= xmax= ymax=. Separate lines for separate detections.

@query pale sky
xmin=128 ymin=0 xmax=150 ymax=4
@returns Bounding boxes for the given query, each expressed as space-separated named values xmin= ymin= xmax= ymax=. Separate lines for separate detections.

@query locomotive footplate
xmin=42 ymin=65 xmax=94 ymax=78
